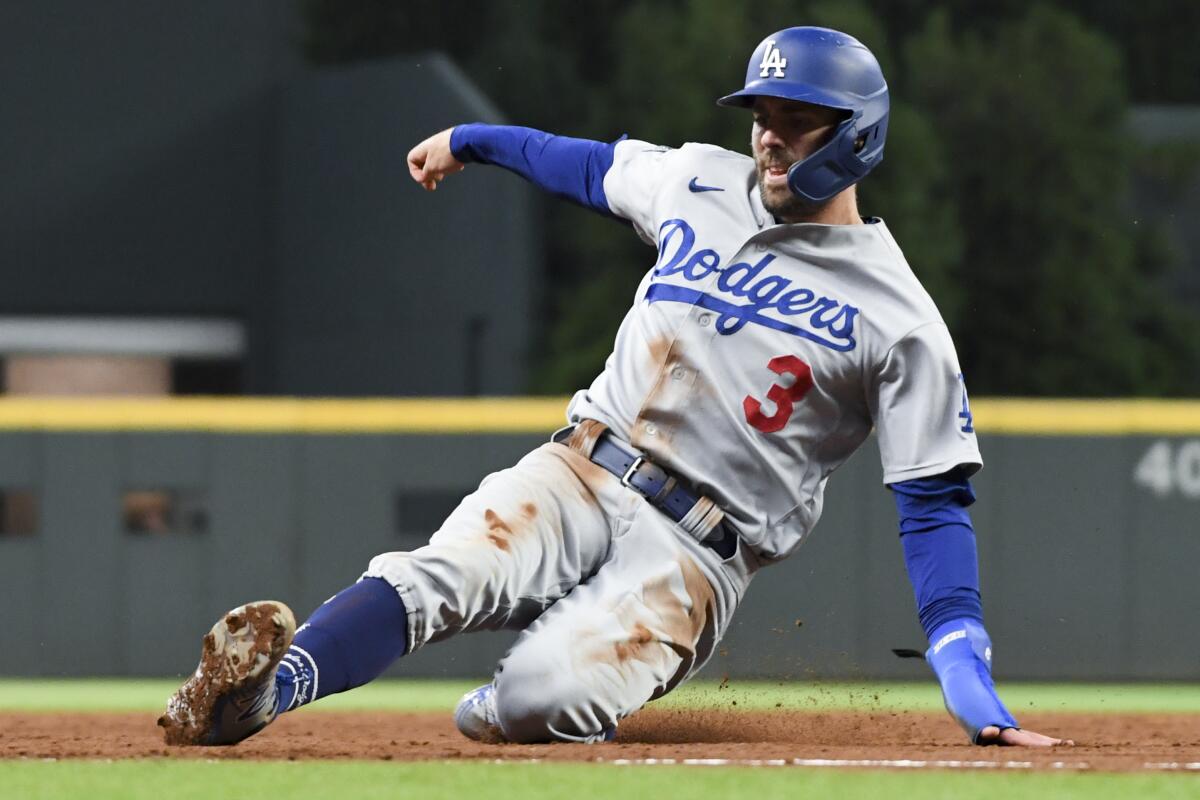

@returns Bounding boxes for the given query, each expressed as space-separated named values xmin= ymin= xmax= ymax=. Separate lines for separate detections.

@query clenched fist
xmin=407 ymin=127 xmax=465 ymax=191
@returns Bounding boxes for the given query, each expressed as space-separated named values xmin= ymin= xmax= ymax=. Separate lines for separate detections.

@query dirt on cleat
xmin=158 ymin=601 xmax=295 ymax=746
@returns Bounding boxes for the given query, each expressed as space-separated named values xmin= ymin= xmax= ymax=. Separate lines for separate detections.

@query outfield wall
xmin=0 ymin=398 xmax=1197 ymax=682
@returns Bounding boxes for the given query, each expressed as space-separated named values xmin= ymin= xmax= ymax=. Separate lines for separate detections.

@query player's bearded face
xmin=750 ymin=98 xmax=845 ymax=220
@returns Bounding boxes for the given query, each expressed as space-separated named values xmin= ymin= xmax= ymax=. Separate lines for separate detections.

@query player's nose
xmin=758 ymin=124 xmax=787 ymax=149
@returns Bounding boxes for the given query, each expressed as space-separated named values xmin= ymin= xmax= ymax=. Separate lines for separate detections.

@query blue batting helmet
xmin=718 ymin=27 xmax=889 ymax=203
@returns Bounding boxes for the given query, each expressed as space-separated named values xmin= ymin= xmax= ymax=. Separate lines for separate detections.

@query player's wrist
xmin=925 ymin=618 xmax=1019 ymax=744
xmin=448 ymin=123 xmax=483 ymax=163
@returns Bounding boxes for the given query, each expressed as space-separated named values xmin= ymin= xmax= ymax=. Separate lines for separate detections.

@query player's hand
xmin=407 ymin=128 xmax=465 ymax=191
xmin=977 ymin=726 xmax=1074 ymax=747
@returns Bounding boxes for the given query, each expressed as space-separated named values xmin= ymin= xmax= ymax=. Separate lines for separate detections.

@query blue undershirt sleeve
xmin=890 ymin=468 xmax=983 ymax=638
xmin=449 ymin=123 xmax=621 ymax=215
xmin=891 ymin=470 xmax=1019 ymax=741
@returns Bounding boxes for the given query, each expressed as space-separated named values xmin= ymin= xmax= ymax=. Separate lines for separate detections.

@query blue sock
xmin=275 ymin=577 xmax=409 ymax=712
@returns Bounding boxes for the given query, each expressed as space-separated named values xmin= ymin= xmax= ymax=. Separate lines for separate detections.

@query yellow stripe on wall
xmin=971 ymin=398 xmax=1200 ymax=435
xmin=0 ymin=396 xmax=1197 ymax=435
xmin=0 ymin=397 xmax=571 ymax=434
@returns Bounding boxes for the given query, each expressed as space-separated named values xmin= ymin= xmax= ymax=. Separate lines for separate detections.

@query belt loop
xmin=565 ymin=419 xmax=607 ymax=459
xmin=649 ymin=475 xmax=678 ymax=505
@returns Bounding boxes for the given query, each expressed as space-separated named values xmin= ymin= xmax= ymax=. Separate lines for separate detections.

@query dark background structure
xmin=299 ymin=0 xmax=1200 ymax=397
xmin=2 ymin=2 xmax=538 ymax=396
xmin=2 ymin=425 xmax=1196 ymax=681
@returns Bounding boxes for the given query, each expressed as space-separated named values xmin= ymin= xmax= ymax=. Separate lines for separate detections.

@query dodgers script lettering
xmin=649 ymin=218 xmax=859 ymax=352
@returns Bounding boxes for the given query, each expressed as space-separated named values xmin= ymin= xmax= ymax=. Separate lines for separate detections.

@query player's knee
xmin=492 ymin=649 xmax=609 ymax=743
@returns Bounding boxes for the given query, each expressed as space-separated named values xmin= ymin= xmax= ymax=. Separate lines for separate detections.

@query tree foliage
xmin=905 ymin=7 xmax=1200 ymax=394
xmin=301 ymin=0 xmax=1200 ymax=396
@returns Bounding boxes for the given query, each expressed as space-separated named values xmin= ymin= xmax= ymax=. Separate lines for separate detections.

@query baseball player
xmin=159 ymin=27 xmax=1069 ymax=748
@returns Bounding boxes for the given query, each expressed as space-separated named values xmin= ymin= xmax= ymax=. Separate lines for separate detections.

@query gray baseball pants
xmin=363 ymin=429 xmax=759 ymax=742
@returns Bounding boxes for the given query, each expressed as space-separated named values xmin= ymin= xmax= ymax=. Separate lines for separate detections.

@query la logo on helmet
xmin=759 ymin=40 xmax=788 ymax=78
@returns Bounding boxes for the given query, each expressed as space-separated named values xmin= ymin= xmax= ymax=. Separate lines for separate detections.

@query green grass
xmin=2 ymin=761 xmax=1199 ymax=800
xmin=3 ymin=677 xmax=1200 ymax=714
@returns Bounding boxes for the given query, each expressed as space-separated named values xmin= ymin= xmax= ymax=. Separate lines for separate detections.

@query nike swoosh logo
xmin=688 ymin=177 xmax=724 ymax=193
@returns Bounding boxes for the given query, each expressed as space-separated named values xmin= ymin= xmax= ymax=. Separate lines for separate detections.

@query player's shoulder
xmin=677 ymin=141 xmax=749 ymax=160
xmin=852 ymin=219 xmax=951 ymax=348
xmin=614 ymin=139 xmax=752 ymax=175
xmin=675 ymin=142 xmax=754 ymax=174
xmin=642 ymin=141 xmax=755 ymax=199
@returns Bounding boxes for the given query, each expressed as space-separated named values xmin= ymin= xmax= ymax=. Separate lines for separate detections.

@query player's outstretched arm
xmin=407 ymin=127 xmax=465 ymax=191
xmin=892 ymin=472 xmax=1073 ymax=747
xmin=408 ymin=123 xmax=623 ymax=215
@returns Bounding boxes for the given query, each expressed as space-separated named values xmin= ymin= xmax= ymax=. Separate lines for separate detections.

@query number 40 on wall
xmin=1134 ymin=440 xmax=1200 ymax=499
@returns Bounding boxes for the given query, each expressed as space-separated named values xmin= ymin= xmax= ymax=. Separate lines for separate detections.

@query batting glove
xmin=925 ymin=618 xmax=1019 ymax=744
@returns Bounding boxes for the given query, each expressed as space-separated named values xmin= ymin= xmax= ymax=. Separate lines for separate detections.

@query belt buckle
xmin=620 ymin=455 xmax=647 ymax=491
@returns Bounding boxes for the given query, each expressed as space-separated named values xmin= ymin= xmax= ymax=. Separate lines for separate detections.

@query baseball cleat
xmin=453 ymin=683 xmax=617 ymax=743
xmin=454 ymin=683 xmax=508 ymax=743
xmin=158 ymin=600 xmax=296 ymax=746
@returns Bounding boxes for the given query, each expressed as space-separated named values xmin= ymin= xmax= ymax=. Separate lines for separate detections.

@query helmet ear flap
xmin=851 ymin=115 xmax=888 ymax=169
xmin=789 ymin=110 xmax=886 ymax=200
xmin=785 ymin=117 xmax=863 ymax=203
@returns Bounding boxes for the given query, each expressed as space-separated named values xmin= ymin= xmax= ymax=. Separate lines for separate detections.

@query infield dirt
xmin=3 ymin=709 xmax=1198 ymax=772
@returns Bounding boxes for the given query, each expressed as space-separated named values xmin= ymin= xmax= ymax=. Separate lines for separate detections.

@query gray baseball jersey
xmin=567 ymin=139 xmax=982 ymax=561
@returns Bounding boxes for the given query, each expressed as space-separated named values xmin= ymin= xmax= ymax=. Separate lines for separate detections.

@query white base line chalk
xmin=608 ymin=758 xmax=1042 ymax=769
xmin=488 ymin=757 xmax=1200 ymax=772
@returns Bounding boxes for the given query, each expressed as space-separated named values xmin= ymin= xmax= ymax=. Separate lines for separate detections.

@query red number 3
xmin=743 ymin=355 xmax=814 ymax=433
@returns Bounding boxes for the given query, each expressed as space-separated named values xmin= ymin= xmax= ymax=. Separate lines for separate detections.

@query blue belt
xmin=552 ymin=425 xmax=737 ymax=559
